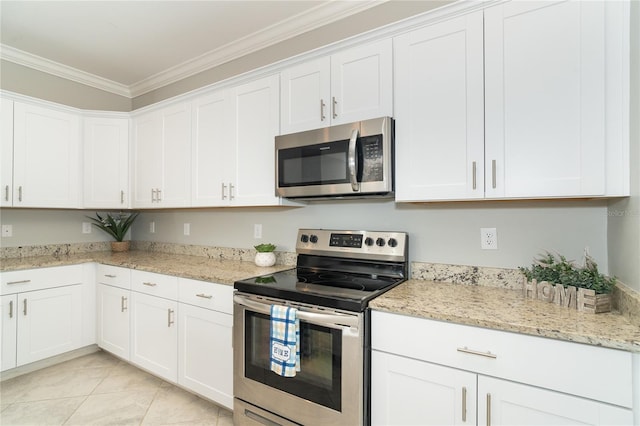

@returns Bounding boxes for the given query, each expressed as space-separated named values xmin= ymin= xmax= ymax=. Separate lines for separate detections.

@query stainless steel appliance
xmin=233 ymin=229 xmax=408 ymax=425
xmin=275 ymin=117 xmax=394 ymax=199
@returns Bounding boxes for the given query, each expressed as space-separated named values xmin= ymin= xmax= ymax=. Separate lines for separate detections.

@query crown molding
xmin=0 ymin=44 xmax=131 ymax=97
xmin=1 ymin=1 xmax=386 ymax=99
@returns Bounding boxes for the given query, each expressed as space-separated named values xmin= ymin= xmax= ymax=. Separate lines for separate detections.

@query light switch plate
xmin=2 ymin=224 xmax=13 ymax=237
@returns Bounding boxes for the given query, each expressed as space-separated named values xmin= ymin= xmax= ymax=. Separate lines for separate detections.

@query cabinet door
xmin=130 ymin=291 xmax=178 ymax=382
xmin=1 ymin=294 xmax=17 ymax=371
xmin=1 ymin=98 xmax=13 ymax=207
xmin=160 ymin=102 xmax=191 ymax=207
xmin=97 ymin=284 xmax=130 ymax=360
xmin=13 ymin=102 xmax=81 ymax=208
xmin=372 ymin=350 xmax=477 ymax=426
xmin=478 ymin=376 xmax=633 ymax=426
xmin=83 ymin=117 xmax=129 ymax=208
xmin=280 ymin=57 xmax=330 ymax=134
xmin=330 ymin=38 xmax=392 ymax=125
xmin=178 ymin=303 xmax=233 ymax=409
xmin=394 ymin=12 xmax=484 ymax=201
xmin=16 ymin=285 xmax=83 ymax=366
xmin=132 ymin=110 xmax=162 ymax=207
xmin=191 ymin=90 xmax=233 ymax=207
xmin=231 ymin=75 xmax=281 ymax=206
xmin=484 ymin=1 xmax=606 ymax=198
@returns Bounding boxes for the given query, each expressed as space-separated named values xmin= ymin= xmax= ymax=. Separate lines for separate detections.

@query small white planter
xmin=255 ymin=252 xmax=276 ymax=267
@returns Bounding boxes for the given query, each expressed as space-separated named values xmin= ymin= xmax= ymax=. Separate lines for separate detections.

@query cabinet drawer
xmin=1 ymin=265 xmax=83 ymax=295
xmin=371 ymin=310 xmax=633 ymax=408
xmin=177 ymin=278 xmax=233 ymax=314
xmin=131 ymin=270 xmax=178 ymax=300
xmin=97 ymin=265 xmax=131 ymax=289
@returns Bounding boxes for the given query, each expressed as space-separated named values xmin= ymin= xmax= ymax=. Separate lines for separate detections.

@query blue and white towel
xmin=269 ymin=304 xmax=300 ymax=377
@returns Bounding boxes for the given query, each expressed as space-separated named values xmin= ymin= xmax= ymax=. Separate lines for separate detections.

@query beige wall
xmin=0 ymin=60 xmax=131 ymax=111
xmin=608 ymin=0 xmax=640 ymax=293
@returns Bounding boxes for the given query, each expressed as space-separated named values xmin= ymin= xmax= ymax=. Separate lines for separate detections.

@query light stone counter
xmin=370 ymin=279 xmax=640 ymax=353
xmin=0 ymin=250 xmax=293 ymax=285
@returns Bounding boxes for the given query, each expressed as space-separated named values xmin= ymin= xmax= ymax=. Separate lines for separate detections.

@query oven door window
xmin=278 ymin=140 xmax=350 ymax=187
xmin=244 ymin=311 xmax=342 ymax=411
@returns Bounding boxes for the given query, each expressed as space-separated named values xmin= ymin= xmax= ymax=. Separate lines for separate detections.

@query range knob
xmin=376 ymin=237 xmax=385 ymax=247
xmin=300 ymin=234 xmax=309 ymax=243
xmin=388 ymin=238 xmax=398 ymax=248
xmin=364 ymin=237 xmax=374 ymax=246
xmin=309 ymin=234 xmax=319 ymax=244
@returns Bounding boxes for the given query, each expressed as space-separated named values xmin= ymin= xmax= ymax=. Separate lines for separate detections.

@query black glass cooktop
xmin=234 ymin=255 xmax=406 ymax=312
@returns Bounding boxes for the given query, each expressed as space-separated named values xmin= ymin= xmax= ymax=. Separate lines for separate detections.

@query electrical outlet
xmin=481 ymin=228 xmax=498 ymax=250
xmin=254 ymin=224 xmax=262 ymax=239
xmin=82 ymin=222 xmax=92 ymax=234
xmin=149 ymin=221 xmax=155 ymax=233
xmin=184 ymin=223 xmax=191 ymax=236
xmin=1 ymin=224 xmax=13 ymax=237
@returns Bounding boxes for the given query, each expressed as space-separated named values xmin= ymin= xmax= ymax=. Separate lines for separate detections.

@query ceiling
xmin=0 ymin=1 xmax=384 ymax=98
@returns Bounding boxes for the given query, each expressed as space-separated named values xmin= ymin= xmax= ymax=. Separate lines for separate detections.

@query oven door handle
xmin=234 ymin=294 xmax=360 ymax=329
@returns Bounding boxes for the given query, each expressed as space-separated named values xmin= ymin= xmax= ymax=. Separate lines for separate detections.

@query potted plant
xmin=254 ymin=243 xmax=277 ymax=267
xmin=87 ymin=212 xmax=139 ymax=252
xmin=519 ymin=251 xmax=616 ymax=313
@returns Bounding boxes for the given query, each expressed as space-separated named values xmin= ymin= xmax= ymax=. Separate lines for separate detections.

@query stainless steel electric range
xmin=233 ymin=229 xmax=408 ymax=426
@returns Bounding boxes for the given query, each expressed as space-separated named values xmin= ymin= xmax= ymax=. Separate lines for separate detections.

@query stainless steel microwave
xmin=275 ymin=117 xmax=394 ymax=199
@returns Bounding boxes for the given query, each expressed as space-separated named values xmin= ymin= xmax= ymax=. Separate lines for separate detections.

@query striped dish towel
xmin=269 ymin=304 xmax=300 ymax=377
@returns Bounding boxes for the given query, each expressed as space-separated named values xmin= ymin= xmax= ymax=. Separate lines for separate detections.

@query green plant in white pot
xmin=254 ymin=243 xmax=276 ymax=267
xmin=87 ymin=212 xmax=139 ymax=252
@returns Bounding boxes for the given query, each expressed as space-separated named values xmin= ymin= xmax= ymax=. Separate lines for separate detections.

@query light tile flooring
xmin=0 ymin=350 xmax=233 ymax=425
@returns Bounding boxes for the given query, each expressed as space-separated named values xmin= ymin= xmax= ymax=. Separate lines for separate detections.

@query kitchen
xmin=1 ymin=0 xmax=639 ymax=425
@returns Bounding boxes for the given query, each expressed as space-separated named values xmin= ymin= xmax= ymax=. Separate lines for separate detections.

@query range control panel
xmin=296 ymin=229 xmax=407 ymax=261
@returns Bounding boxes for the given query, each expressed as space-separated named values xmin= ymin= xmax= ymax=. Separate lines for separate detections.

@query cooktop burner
xmin=234 ymin=229 xmax=408 ymax=312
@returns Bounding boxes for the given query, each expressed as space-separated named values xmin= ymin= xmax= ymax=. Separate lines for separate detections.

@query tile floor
xmin=0 ymin=350 xmax=233 ymax=425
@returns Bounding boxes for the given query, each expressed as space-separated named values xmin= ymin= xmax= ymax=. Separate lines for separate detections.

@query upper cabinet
xmin=132 ymin=102 xmax=191 ymax=208
xmin=1 ymin=98 xmax=14 ymax=207
xmin=395 ymin=1 xmax=629 ymax=202
xmin=192 ymin=74 xmax=289 ymax=207
xmin=83 ymin=116 xmax=130 ymax=209
xmin=280 ymin=39 xmax=392 ymax=134
xmin=9 ymin=102 xmax=81 ymax=208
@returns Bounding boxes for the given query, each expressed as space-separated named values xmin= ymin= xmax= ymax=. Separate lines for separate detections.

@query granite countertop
xmin=0 ymin=251 xmax=293 ymax=285
xmin=370 ymin=279 xmax=640 ymax=353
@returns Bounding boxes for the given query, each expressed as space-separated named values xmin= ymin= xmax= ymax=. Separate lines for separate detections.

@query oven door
xmin=233 ymin=293 xmax=364 ymax=426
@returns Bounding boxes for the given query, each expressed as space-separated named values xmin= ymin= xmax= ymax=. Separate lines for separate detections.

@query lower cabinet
xmin=130 ymin=291 xmax=178 ymax=382
xmin=371 ymin=310 xmax=634 ymax=426
xmin=178 ymin=302 xmax=233 ymax=409
xmin=1 ymin=265 xmax=87 ymax=372
xmin=96 ymin=283 xmax=130 ymax=360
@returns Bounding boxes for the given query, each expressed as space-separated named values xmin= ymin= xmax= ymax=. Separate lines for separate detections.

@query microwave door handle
xmin=348 ymin=129 xmax=360 ymax=192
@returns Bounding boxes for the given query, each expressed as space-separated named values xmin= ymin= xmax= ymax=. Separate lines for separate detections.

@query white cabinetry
xmin=133 ymin=102 xmax=191 ymax=208
xmin=394 ymin=12 xmax=484 ymax=201
xmin=0 ymin=265 xmax=86 ymax=371
xmin=96 ymin=265 xmax=131 ymax=360
xmin=192 ymin=75 xmax=286 ymax=207
xmin=177 ymin=277 xmax=234 ymax=409
xmin=281 ymin=39 xmax=392 ymax=134
xmin=7 ymin=101 xmax=81 ymax=207
xmin=83 ymin=116 xmax=130 ymax=208
xmin=129 ymin=270 xmax=178 ymax=381
xmin=1 ymin=98 xmax=13 ymax=207
xmin=395 ymin=2 xmax=629 ymax=201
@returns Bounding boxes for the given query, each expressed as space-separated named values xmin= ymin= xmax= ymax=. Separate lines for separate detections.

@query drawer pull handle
xmin=457 ymin=347 xmax=497 ymax=359
xmin=462 ymin=386 xmax=467 ymax=422
xmin=168 ymin=308 xmax=174 ymax=327
xmin=143 ymin=282 xmax=157 ymax=287
xmin=196 ymin=293 xmax=213 ymax=299
xmin=7 ymin=279 xmax=31 ymax=285
xmin=104 ymin=274 xmax=116 ymax=278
